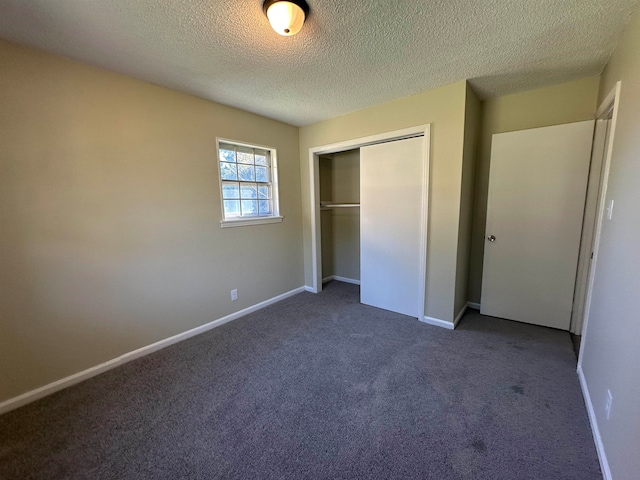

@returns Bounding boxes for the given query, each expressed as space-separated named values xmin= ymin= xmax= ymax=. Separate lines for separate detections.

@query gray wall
xmin=0 ymin=40 xmax=303 ymax=403
xmin=580 ymin=7 xmax=640 ymax=478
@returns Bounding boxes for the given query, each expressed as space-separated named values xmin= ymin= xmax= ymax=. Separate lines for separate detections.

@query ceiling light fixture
xmin=263 ymin=0 xmax=309 ymax=36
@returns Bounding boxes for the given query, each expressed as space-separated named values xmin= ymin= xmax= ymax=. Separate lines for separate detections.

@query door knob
xmin=487 ymin=235 xmax=496 ymax=242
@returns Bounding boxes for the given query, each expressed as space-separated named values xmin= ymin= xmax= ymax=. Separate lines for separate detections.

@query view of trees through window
xmin=219 ymin=142 xmax=274 ymax=219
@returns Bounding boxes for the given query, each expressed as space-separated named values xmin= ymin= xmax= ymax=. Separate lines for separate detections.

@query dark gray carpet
xmin=0 ymin=281 xmax=601 ymax=479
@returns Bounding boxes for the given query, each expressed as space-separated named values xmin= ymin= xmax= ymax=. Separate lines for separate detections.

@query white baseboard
xmin=577 ymin=365 xmax=612 ymax=480
xmin=322 ymin=275 xmax=361 ymax=285
xmin=420 ymin=316 xmax=455 ymax=330
xmin=304 ymin=285 xmax=317 ymax=293
xmin=467 ymin=302 xmax=481 ymax=310
xmin=453 ymin=305 xmax=467 ymax=328
xmin=0 ymin=286 xmax=306 ymax=416
xmin=421 ymin=305 xmax=467 ymax=331
xmin=332 ymin=275 xmax=361 ymax=285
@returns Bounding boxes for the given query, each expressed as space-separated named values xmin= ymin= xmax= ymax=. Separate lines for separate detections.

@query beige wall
xmin=580 ymin=7 xmax=640 ymax=479
xmin=0 ymin=40 xmax=303 ymax=403
xmin=300 ymin=82 xmax=467 ymax=322
xmin=319 ymin=150 xmax=360 ymax=281
xmin=468 ymin=77 xmax=600 ymax=303
xmin=330 ymin=149 xmax=360 ymax=204
xmin=329 ymin=150 xmax=360 ymax=281
xmin=319 ymin=157 xmax=334 ymax=278
xmin=454 ymin=84 xmax=481 ymax=316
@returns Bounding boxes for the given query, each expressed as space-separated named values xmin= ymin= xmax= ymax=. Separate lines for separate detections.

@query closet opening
xmin=307 ymin=125 xmax=431 ymax=319
xmin=319 ymin=149 xmax=361 ymax=287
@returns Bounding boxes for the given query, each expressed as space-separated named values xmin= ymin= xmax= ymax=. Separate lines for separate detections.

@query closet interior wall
xmin=319 ymin=149 xmax=361 ymax=283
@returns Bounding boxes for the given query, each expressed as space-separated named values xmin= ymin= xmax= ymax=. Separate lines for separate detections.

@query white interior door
xmin=360 ymin=136 xmax=426 ymax=318
xmin=481 ymin=121 xmax=595 ymax=330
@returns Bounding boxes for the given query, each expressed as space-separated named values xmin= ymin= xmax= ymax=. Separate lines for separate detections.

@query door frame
xmin=569 ymin=117 xmax=609 ymax=333
xmin=307 ymin=125 xmax=431 ymax=312
xmin=577 ymin=82 xmax=622 ymax=359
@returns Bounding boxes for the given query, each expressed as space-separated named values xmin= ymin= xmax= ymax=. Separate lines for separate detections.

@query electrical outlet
xmin=230 ymin=289 xmax=238 ymax=301
xmin=605 ymin=389 xmax=613 ymax=420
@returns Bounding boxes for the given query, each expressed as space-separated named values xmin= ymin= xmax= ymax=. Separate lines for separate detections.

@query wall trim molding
xmin=577 ymin=365 xmax=612 ymax=480
xmin=304 ymin=285 xmax=317 ymax=293
xmin=453 ymin=305 xmax=467 ymax=328
xmin=423 ymin=302 xmax=475 ymax=330
xmin=420 ymin=316 xmax=455 ymax=330
xmin=322 ymin=275 xmax=361 ymax=285
xmin=0 ymin=286 xmax=306 ymax=416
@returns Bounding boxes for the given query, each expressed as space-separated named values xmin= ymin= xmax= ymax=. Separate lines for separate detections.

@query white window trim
xmin=216 ymin=137 xmax=283 ymax=228
xmin=220 ymin=216 xmax=284 ymax=228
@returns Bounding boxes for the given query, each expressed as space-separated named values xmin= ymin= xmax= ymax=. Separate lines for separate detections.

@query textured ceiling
xmin=0 ymin=0 xmax=638 ymax=126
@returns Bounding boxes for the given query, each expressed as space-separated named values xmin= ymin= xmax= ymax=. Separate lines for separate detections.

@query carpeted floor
xmin=0 ymin=281 xmax=601 ymax=479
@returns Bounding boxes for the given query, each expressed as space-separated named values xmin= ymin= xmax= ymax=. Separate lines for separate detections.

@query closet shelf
xmin=320 ymin=202 xmax=360 ymax=210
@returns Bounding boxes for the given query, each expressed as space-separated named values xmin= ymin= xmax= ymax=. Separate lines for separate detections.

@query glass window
xmin=217 ymin=141 xmax=280 ymax=225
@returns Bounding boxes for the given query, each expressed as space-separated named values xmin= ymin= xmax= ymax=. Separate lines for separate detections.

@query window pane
xmin=222 ymin=182 xmax=239 ymax=199
xmin=240 ymin=184 xmax=257 ymax=199
xmin=220 ymin=162 xmax=237 ymax=180
xmin=217 ymin=142 xmax=276 ymax=221
xmin=219 ymin=145 xmax=236 ymax=163
xmin=241 ymin=200 xmax=257 ymax=216
xmin=259 ymin=200 xmax=272 ymax=215
xmin=223 ymin=200 xmax=240 ymax=217
xmin=255 ymin=150 xmax=269 ymax=166
xmin=258 ymin=185 xmax=270 ymax=199
xmin=256 ymin=166 xmax=269 ymax=183
xmin=237 ymin=146 xmax=254 ymax=164
xmin=238 ymin=164 xmax=255 ymax=181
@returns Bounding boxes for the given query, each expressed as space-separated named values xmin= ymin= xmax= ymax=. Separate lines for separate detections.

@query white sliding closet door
xmin=360 ymin=137 xmax=426 ymax=318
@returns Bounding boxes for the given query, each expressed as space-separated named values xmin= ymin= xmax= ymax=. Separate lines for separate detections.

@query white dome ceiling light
xmin=263 ymin=0 xmax=310 ymax=36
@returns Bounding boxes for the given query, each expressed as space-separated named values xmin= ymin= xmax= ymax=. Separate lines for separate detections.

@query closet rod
xmin=320 ymin=203 xmax=360 ymax=210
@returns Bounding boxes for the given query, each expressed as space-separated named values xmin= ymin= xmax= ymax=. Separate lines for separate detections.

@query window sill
xmin=220 ymin=216 xmax=284 ymax=228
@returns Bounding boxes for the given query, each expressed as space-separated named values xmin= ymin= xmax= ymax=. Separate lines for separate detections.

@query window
xmin=217 ymin=139 xmax=282 ymax=227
